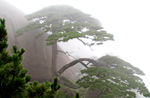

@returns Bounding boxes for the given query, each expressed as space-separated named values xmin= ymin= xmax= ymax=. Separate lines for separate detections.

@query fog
xmin=6 ymin=0 xmax=150 ymax=91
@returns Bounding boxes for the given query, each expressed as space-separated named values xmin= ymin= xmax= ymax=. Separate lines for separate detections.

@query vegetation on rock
xmin=16 ymin=6 xmax=150 ymax=98
xmin=0 ymin=18 xmax=77 ymax=98
xmin=17 ymin=5 xmax=113 ymax=77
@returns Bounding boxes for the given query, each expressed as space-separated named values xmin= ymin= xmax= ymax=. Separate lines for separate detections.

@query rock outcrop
xmin=0 ymin=0 xmax=74 ymax=82
xmin=0 ymin=0 xmax=27 ymax=50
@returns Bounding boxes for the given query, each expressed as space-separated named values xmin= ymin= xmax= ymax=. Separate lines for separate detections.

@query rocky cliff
xmin=0 ymin=0 xmax=73 ymax=81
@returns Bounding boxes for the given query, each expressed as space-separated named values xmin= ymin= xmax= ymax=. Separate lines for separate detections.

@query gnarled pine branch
xmin=57 ymin=58 xmax=99 ymax=75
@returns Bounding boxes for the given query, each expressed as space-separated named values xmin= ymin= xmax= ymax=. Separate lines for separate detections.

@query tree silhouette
xmin=17 ymin=5 xmax=113 ymax=76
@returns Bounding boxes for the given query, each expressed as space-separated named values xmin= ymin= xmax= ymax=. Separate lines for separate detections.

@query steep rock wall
xmin=0 ymin=0 xmax=28 ymax=50
xmin=0 ymin=0 xmax=53 ymax=81
xmin=16 ymin=30 xmax=53 ymax=81
xmin=0 ymin=0 xmax=77 ymax=82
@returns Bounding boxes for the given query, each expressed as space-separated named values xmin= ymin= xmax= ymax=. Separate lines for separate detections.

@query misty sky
xmin=6 ymin=0 xmax=150 ymax=90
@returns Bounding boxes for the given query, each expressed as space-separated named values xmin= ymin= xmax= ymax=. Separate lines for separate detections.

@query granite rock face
xmin=16 ymin=29 xmax=53 ymax=81
xmin=0 ymin=0 xmax=75 ymax=82
xmin=0 ymin=0 xmax=27 ymax=50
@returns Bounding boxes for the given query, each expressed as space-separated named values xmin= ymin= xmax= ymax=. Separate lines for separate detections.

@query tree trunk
xmin=51 ymin=42 xmax=58 ymax=77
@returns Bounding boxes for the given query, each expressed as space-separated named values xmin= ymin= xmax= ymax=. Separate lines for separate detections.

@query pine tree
xmin=0 ymin=18 xmax=79 ymax=98
xmin=17 ymin=6 xmax=113 ymax=46
xmin=0 ymin=18 xmax=31 ymax=97
xmin=25 ymin=77 xmax=60 ymax=98
xmin=77 ymin=55 xmax=150 ymax=98
xmin=17 ymin=5 xmax=113 ymax=77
